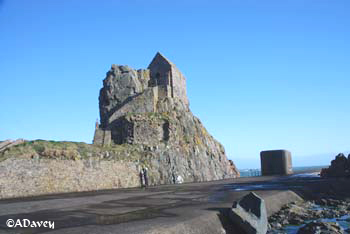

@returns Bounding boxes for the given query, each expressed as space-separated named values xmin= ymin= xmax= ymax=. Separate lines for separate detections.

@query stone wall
xmin=0 ymin=136 xmax=239 ymax=199
xmin=107 ymin=87 xmax=158 ymax=125
xmin=93 ymin=129 xmax=111 ymax=146
xmin=0 ymin=158 xmax=139 ymax=199
xmin=169 ymin=66 xmax=188 ymax=107
xmin=148 ymin=52 xmax=189 ymax=106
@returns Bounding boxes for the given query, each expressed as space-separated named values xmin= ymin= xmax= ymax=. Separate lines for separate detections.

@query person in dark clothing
xmin=142 ymin=167 xmax=148 ymax=187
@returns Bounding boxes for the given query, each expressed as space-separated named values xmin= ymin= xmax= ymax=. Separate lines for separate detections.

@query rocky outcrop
xmin=321 ymin=153 xmax=350 ymax=178
xmin=268 ymin=199 xmax=350 ymax=233
xmin=297 ymin=221 xmax=344 ymax=234
xmin=97 ymin=53 xmax=190 ymax=130
xmin=94 ymin=52 xmax=239 ymax=183
xmin=0 ymin=53 xmax=238 ymax=199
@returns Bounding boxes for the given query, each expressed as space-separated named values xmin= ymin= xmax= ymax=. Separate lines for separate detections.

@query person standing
xmin=142 ymin=166 xmax=148 ymax=187
xmin=139 ymin=168 xmax=144 ymax=188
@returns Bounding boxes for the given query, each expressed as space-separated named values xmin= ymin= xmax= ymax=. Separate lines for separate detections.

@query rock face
xmin=94 ymin=52 xmax=239 ymax=183
xmin=229 ymin=192 xmax=268 ymax=234
xmin=0 ymin=54 xmax=238 ymax=199
xmin=321 ymin=153 xmax=350 ymax=178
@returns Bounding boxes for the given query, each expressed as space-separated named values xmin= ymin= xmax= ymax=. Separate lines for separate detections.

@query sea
xmin=239 ymin=165 xmax=327 ymax=177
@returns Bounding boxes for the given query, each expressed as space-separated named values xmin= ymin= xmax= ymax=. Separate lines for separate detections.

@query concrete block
xmin=260 ymin=150 xmax=292 ymax=176
xmin=228 ymin=192 xmax=268 ymax=234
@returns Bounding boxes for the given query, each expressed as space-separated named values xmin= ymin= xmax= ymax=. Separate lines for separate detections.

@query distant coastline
xmin=239 ymin=165 xmax=326 ymax=177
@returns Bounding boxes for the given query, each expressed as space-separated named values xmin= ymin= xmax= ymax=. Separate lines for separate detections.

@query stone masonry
xmin=94 ymin=52 xmax=239 ymax=181
xmin=95 ymin=52 xmax=189 ymax=146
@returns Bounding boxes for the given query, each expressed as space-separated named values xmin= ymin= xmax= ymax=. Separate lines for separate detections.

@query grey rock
xmin=289 ymin=216 xmax=304 ymax=225
xmin=229 ymin=192 xmax=268 ymax=234
xmin=268 ymin=199 xmax=350 ymax=233
xmin=321 ymin=153 xmax=350 ymax=178
xmin=94 ymin=52 xmax=240 ymax=184
xmin=281 ymin=219 xmax=289 ymax=225
xmin=297 ymin=221 xmax=344 ymax=234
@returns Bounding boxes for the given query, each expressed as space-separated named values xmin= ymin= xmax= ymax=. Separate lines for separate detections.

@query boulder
xmin=297 ymin=221 xmax=344 ymax=234
xmin=228 ymin=192 xmax=268 ymax=234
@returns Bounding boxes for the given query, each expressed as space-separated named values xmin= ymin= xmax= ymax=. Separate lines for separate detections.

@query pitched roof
xmin=148 ymin=52 xmax=175 ymax=69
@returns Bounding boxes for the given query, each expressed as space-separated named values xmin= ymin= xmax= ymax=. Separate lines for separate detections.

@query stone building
xmin=94 ymin=52 xmax=189 ymax=146
xmin=92 ymin=52 xmax=239 ymax=183
xmin=260 ymin=150 xmax=293 ymax=176
xmin=148 ymin=52 xmax=189 ymax=106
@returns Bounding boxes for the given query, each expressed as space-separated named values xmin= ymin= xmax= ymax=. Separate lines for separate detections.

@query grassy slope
xmin=0 ymin=140 xmax=144 ymax=163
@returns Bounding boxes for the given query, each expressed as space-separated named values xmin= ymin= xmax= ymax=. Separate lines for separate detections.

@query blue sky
xmin=0 ymin=0 xmax=349 ymax=168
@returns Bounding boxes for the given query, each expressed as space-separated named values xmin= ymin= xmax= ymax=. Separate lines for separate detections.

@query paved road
xmin=0 ymin=173 xmax=321 ymax=234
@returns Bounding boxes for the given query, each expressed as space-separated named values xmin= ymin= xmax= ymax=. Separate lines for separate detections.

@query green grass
xmin=0 ymin=140 xmax=149 ymax=163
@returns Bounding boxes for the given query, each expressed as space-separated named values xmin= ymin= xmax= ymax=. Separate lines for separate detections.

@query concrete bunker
xmin=260 ymin=150 xmax=293 ymax=176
